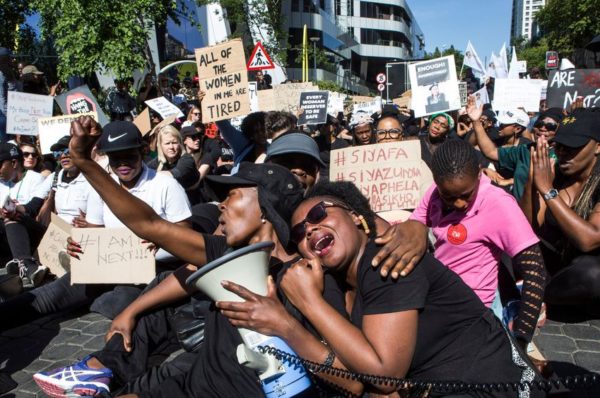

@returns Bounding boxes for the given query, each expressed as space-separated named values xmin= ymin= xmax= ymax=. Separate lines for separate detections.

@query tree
xmin=425 ymin=45 xmax=464 ymax=76
xmin=31 ymin=0 xmax=178 ymax=80
xmin=511 ymin=36 xmax=548 ymax=76
xmin=536 ymin=0 xmax=600 ymax=56
xmin=0 ymin=0 xmax=32 ymax=51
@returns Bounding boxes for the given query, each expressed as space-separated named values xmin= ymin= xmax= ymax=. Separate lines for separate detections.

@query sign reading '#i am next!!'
xmin=329 ymin=141 xmax=433 ymax=220
xmin=195 ymin=38 xmax=251 ymax=122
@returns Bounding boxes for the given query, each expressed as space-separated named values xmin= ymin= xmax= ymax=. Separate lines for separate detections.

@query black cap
xmin=266 ymin=132 xmax=325 ymax=166
xmin=205 ymin=163 xmax=305 ymax=247
xmin=482 ymin=109 xmax=497 ymax=122
xmin=50 ymin=136 xmax=71 ymax=152
xmin=97 ymin=121 xmax=144 ymax=153
xmin=537 ymin=108 xmax=564 ymax=124
xmin=552 ymin=111 xmax=600 ymax=148
xmin=0 ymin=143 xmax=21 ymax=162
xmin=180 ymin=126 xmax=200 ymax=138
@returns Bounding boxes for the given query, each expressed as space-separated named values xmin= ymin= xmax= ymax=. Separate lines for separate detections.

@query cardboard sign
xmin=353 ymin=97 xmax=382 ymax=115
xmin=493 ymin=79 xmax=541 ymax=112
xmin=6 ymin=92 xmax=54 ymax=136
xmin=38 ymin=112 xmax=98 ymax=154
xmin=145 ymin=96 xmax=184 ymax=119
xmin=298 ymin=91 xmax=329 ymax=125
xmin=249 ymin=82 xmax=259 ymax=112
xmin=257 ymin=89 xmax=276 ymax=112
xmin=408 ymin=56 xmax=461 ymax=117
xmin=70 ymin=227 xmax=155 ymax=284
xmin=329 ymin=141 xmax=433 ymax=216
xmin=327 ymin=92 xmax=346 ymax=116
xmin=546 ymin=69 xmax=600 ymax=109
xmin=196 ymin=39 xmax=250 ymax=122
xmin=133 ymin=108 xmax=152 ymax=136
xmin=351 ymin=95 xmax=375 ymax=104
xmin=55 ymin=85 xmax=109 ymax=127
xmin=36 ymin=213 xmax=72 ymax=278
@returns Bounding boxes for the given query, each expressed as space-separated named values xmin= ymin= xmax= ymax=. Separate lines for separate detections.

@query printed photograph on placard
xmin=408 ymin=56 xmax=461 ymax=118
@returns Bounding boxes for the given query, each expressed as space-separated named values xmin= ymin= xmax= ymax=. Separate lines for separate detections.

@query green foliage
xmin=315 ymin=80 xmax=347 ymax=94
xmin=425 ymin=45 xmax=464 ymax=76
xmin=31 ymin=0 xmax=177 ymax=80
xmin=512 ymin=36 xmax=549 ymax=76
xmin=0 ymin=0 xmax=32 ymax=50
xmin=293 ymin=45 xmax=334 ymax=73
xmin=536 ymin=0 xmax=600 ymax=56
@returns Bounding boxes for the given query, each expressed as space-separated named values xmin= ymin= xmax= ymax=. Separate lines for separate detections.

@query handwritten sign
xmin=145 ymin=96 xmax=184 ymax=119
xmin=327 ymin=92 xmax=346 ymax=116
xmin=353 ymin=97 xmax=382 ymax=115
xmin=493 ymin=79 xmax=541 ymax=112
xmin=55 ymin=85 xmax=109 ymax=127
xmin=38 ymin=112 xmax=98 ymax=154
xmin=70 ymin=228 xmax=155 ymax=284
xmin=196 ymin=39 xmax=250 ymax=122
xmin=408 ymin=55 xmax=461 ymax=117
xmin=546 ymin=69 xmax=600 ymax=109
xmin=298 ymin=91 xmax=329 ymax=125
xmin=249 ymin=82 xmax=259 ymax=112
xmin=329 ymin=141 xmax=433 ymax=216
xmin=6 ymin=92 xmax=54 ymax=136
xmin=36 ymin=213 xmax=72 ymax=278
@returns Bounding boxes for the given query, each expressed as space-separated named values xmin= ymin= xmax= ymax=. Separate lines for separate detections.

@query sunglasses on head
xmin=52 ymin=148 xmax=69 ymax=158
xmin=22 ymin=151 xmax=38 ymax=158
xmin=534 ymin=122 xmax=558 ymax=131
xmin=291 ymin=201 xmax=352 ymax=244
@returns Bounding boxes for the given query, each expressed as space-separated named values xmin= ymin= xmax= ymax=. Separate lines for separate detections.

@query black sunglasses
xmin=291 ymin=201 xmax=351 ymax=244
xmin=534 ymin=122 xmax=558 ymax=132
xmin=22 ymin=151 xmax=39 ymax=158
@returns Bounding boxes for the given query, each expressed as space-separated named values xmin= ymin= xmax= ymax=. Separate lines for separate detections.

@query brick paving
xmin=0 ymin=305 xmax=599 ymax=397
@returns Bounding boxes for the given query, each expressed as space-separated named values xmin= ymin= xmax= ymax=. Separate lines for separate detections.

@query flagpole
xmin=302 ymin=25 xmax=308 ymax=82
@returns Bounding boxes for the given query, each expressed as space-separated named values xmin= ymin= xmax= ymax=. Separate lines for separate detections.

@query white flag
xmin=487 ymin=52 xmax=497 ymax=79
xmin=498 ymin=44 xmax=509 ymax=78
xmin=463 ymin=41 xmax=486 ymax=77
xmin=508 ymin=46 xmax=520 ymax=79
xmin=473 ymin=86 xmax=490 ymax=108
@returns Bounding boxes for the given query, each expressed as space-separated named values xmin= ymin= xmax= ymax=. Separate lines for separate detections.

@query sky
xmin=407 ymin=0 xmax=512 ymax=64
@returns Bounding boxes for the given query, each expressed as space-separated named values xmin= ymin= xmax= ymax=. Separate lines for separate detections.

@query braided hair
xmin=430 ymin=139 xmax=480 ymax=183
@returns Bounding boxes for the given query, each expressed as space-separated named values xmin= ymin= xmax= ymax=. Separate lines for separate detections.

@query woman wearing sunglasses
xmin=217 ymin=180 xmax=543 ymax=398
xmin=469 ymin=95 xmax=564 ymax=201
xmin=33 ymin=116 xmax=428 ymax=397
xmin=19 ymin=141 xmax=50 ymax=176
xmin=182 ymin=105 xmax=201 ymax=128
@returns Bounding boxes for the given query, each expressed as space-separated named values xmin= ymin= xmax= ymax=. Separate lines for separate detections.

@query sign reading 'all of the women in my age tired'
xmin=195 ymin=38 xmax=251 ymax=122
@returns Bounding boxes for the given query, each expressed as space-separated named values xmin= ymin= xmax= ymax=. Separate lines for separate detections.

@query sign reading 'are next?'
xmin=196 ymin=38 xmax=250 ymax=122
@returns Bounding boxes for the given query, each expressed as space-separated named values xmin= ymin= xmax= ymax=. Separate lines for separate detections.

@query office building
xmin=511 ymin=0 xmax=546 ymax=41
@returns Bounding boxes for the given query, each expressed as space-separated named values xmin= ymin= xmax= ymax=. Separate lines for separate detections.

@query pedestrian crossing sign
xmin=247 ymin=41 xmax=275 ymax=71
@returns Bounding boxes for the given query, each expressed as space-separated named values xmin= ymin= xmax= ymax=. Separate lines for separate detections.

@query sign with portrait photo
xmin=408 ymin=56 xmax=461 ymax=118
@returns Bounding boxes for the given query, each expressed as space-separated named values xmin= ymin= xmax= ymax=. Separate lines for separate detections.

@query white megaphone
xmin=186 ymin=241 xmax=311 ymax=398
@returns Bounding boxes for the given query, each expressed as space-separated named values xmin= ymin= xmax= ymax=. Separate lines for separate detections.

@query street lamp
xmin=310 ymin=36 xmax=319 ymax=81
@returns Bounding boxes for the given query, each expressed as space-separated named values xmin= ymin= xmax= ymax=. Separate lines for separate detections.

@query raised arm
xmin=466 ymin=96 xmax=499 ymax=161
xmin=69 ymin=116 xmax=208 ymax=267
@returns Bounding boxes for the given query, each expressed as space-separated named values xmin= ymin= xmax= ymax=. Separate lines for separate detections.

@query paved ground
xmin=0 ymin=305 xmax=599 ymax=397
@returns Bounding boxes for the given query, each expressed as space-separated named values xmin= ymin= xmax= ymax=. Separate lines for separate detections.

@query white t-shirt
xmin=86 ymin=165 xmax=191 ymax=228
xmin=0 ymin=170 xmax=48 ymax=205
xmin=54 ymin=170 xmax=94 ymax=224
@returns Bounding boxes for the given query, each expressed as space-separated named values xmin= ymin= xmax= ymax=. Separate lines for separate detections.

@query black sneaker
xmin=24 ymin=259 xmax=48 ymax=288
xmin=4 ymin=258 xmax=25 ymax=276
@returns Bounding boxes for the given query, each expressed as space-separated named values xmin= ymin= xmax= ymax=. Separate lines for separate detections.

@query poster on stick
xmin=70 ymin=227 xmax=155 ymax=284
xmin=329 ymin=141 xmax=433 ymax=222
xmin=38 ymin=112 xmax=98 ymax=154
xmin=493 ymin=79 xmax=541 ymax=112
xmin=196 ymin=39 xmax=250 ymax=122
xmin=145 ymin=96 xmax=184 ymax=119
xmin=297 ymin=91 xmax=329 ymax=125
xmin=55 ymin=85 xmax=109 ymax=126
xmin=546 ymin=69 xmax=600 ymax=109
xmin=408 ymin=56 xmax=461 ymax=117
xmin=6 ymin=92 xmax=54 ymax=136
xmin=36 ymin=213 xmax=72 ymax=278
xmin=353 ymin=97 xmax=382 ymax=115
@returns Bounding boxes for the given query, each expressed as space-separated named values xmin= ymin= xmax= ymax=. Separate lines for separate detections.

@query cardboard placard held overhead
xmin=196 ymin=39 xmax=251 ymax=122
xmin=546 ymin=69 xmax=600 ymax=109
xmin=297 ymin=91 xmax=329 ymax=125
xmin=133 ymin=108 xmax=152 ymax=136
xmin=408 ymin=55 xmax=461 ymax=117
xmin=70 ymin=227 xmax=155 ymax=284
xmin=145 ymin=96 xmax=184 ymax=119
xmin=493 ymin=79 xmax=541 ymax=112
xmin=6 ymin=92 xmax=54 ymax=136
xmin=38 ymin=112 xmax=98 ymax=154
xmin=36 ymin=213 xmax=73 ymax=278
xmin=55 ymin=85 xmax=109 ymax=127
xmin=248 ymin=82 xmax=259 ymax=112
xmin=353 ymin=97 xmax=382 ymax=115
xmin=329 ymin=141 xmax=433 ymax=220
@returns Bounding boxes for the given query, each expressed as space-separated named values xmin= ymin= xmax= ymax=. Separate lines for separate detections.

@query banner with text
xmin=6 ymin=92 xmax=54 ymax=136
xmin=70 ymin=227 xmax=155 ymax=284
xmin=408 ymin=56 xmax=461 ymax=117
xmin=55 ymin=85 xmax=109 ymax=126
xmin=329 ymin=141 xmax=433 ymax=219
xmin=298 ymin=91 xmax=329 ymax=125
xmin=196 ymin=39 xmax=250 ymax=122
xmin=145 ymin=96 xmax=185 ymax=119
xmin=546 ymin=69 xmax=600 ymax=109
xmin=493 ymin=78 xmax=542 ymax=112
xmin=38 ymin=112 xmax=98 ymax=154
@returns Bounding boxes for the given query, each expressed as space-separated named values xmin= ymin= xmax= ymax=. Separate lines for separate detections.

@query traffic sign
xmin=376 ymin=73 xmax=386 ymax=84
xmin=377 ymin=83 xmax=385 ymax=92
xmin=247 ymin=42 xmax=275 ymax=71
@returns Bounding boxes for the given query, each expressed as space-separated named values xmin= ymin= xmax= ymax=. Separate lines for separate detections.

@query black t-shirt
xmin=146 ymin=154 xmax=200 ymax=190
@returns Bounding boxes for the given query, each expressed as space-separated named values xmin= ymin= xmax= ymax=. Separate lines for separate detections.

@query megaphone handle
xmin=236 ymin=344 xmax=284 ymax=381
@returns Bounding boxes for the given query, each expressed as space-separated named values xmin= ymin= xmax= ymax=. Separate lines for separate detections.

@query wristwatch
xmin=543 ymin=188 xmax=559 ymax=201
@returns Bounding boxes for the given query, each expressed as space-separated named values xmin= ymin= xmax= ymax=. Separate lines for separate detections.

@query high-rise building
xmin=511 ymin=0 xmax=546 ymax=41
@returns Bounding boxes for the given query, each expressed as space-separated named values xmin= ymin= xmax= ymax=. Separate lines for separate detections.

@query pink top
xmin=409 ymin=175 xmax=539 ymax=306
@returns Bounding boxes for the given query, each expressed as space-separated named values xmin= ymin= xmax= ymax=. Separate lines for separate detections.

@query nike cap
xmin=97 ymin=121 xmax=144 ymax=153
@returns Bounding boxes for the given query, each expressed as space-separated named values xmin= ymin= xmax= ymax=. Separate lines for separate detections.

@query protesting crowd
xmin=0 ymin=38 xmax=600 ymax=398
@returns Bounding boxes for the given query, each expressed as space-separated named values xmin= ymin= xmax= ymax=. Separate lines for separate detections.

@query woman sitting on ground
xmin=523 ymin=110 xmax=600 ymax=311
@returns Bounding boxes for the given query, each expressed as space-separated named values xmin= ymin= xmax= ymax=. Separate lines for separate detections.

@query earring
xmin=261 ymin=217 xmax=267 ymax=224
xmin=357 ymin=215 xmax=370 ymax=235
